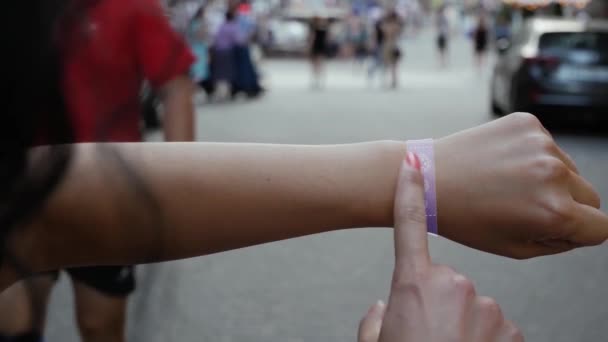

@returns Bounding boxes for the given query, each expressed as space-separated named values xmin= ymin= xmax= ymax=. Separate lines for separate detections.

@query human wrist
xmin=356 ymin=140 xmax=407 ymax=228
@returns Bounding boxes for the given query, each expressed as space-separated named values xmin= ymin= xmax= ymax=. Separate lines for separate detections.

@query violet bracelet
xmin=406 ymin=139 xmax=438 ymax=236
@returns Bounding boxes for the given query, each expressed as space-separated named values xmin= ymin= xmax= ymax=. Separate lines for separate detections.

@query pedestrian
xmin=347 ymin=11 xmax=369 ymax=67
xmin=381 ymin=10 xmax=404 ymax=89
xmin=436 ymin=4 xmax=450 ymax=68
xmin=0 ymin=0 xmax=196 ymax=341
xmin=309 ymin=16 xmax=329 ymax=89
xmin=367 ymin=9 xmax=385 ymax=85
xmin=212 ymin=10 xmax=240 ymax=98
xmin=232 ymin=3 xmax=264 ymax=98
xmin=188 ymin=5 xmax=215 ymax=98
xmin=473 ymin=13 xmax=489 ymax=72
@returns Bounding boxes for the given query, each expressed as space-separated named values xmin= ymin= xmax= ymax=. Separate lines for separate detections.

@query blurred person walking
xmin=0 ymin=0 xmax=195 ymax=341
xmin=367 ymin=8 xmax=385 ymax=86
xmin=212 ymin=10 xmax=240 ymax=98
xmin=346 ymin=11 xmax=369 ymax=67
xmin=472 ymin=13 xmax=489 ymax=72
xmin=436 ymin=5 xmax=450 ymax=68
xmin=309 ymin=16 xmax=329 ymax=89
xmin=232 ymin=2 xmax=264 ymax=98
xmin=381 ymin=10 xmax=404 ymax=89
xmin=188 ymin=5 xmax=215 ymax=98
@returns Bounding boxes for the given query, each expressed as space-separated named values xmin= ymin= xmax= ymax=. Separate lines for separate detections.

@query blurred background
xmin=47 ymin=0 xmax=608 ymax=340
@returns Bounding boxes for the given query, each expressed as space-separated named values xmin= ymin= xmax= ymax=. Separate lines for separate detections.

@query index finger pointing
xmin=394 ymin=153 xmax=431 ymax=270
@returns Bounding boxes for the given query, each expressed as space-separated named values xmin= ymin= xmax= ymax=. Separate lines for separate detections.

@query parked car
xmin=263 ymin=7 xmax=347 ymax=56
xmin=491 ymin=18 xmax=608 ymax=121
xmin=264 ymin=18 xmax=310 ymax=55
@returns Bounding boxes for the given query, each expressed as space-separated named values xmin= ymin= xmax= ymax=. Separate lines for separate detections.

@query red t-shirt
xmin=62 ymin=0 xmax=194 ymax=142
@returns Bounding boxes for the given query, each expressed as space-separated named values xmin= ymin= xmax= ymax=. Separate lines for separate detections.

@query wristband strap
xmin=406 ymin=139 xmax=438 ymax=236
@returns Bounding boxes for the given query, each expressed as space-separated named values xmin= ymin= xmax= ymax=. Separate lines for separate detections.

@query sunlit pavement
xmin=46 ymin=31 xmax=608 ymax=342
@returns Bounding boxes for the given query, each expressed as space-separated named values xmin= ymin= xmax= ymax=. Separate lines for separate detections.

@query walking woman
xmin=436 ymin=5 xmax=450 ymax=68
xmin=212 ymin=10 xmax=240 ymax=97
xmin=381 ymin=11 xmax=403 ymax=89
xmin=473 ymin=13 xmax=489 ymax=72
xmin=309 ymin=16 xmax=329 ymax=89
xmin=188 ymin=5 xmax=215 ymax=97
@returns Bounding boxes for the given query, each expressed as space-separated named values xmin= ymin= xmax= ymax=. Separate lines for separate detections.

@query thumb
xmin=358 ymin=300 xmax=387 ymax=342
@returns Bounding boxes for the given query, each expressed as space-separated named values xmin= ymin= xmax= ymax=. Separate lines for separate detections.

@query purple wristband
xmin=406 ymin=139 xmax=438 ymax=236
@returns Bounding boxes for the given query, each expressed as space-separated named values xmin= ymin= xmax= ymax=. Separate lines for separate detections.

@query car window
xmin=539 ymin=32 xmax=608 ymax=52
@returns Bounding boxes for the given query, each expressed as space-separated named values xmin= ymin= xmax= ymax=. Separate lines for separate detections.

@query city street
xmin=46 ymin=32 xmax=608 ymax=342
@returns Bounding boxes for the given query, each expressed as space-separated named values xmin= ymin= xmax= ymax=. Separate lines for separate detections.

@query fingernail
xmin=405 ymin=152 xmax=421 ymax=171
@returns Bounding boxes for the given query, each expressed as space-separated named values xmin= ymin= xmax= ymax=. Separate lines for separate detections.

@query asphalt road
xmin=46 ymin=32 xmax=608 ymax=342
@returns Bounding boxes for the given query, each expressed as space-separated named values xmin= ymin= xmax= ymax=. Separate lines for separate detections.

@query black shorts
xmin=437 ymin=35 xmax=447 ymax=51
xmin=355 ymin=45 xmax=368 ymax=57
xmin=51 ymin=266 xmax=136 ymax=297
xmin=311 ymin=44 xmax=327 ymax=58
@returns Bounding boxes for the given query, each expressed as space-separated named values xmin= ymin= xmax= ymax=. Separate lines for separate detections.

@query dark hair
xmin=225 ymin=10 xmax=235 ymax=22
xmin=2 ymin=0 xmax=74 ymax=246
xmin=2 ymin=0 xmax=166 ymax=275
xmin=193 ymin=5 xmax=205 ymax=20
xmin=0 ymin=0 xmax=78 ymax=327
xmin=386 ymin=10 xmax=399 ymax=21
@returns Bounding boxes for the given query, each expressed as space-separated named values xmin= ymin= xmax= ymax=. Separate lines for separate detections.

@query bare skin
xmin=358 ymin=155 xmax=523 ymax=342
xmin=161 ymin=75 xmax=196 ymax=142
xmin=0 ymin=75 xmax=197 ymax=342
xmin=2 ymin=113 xmax=607 ymax=292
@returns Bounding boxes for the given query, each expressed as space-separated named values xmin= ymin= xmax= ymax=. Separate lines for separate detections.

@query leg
xmin=0 ymin=274 xmax=55 ymax=341
xmin=198 ymin=79 xmax=215 ymax=97
xmin=310 ymin=56 xmax=321 ymax=88
xmin=317 ymin=57 xmax=325 ymax=88
xmin=69 ymin=266 xmax=135 ymax=342
xmin=389 ymin=61 xmax=398 ymax=89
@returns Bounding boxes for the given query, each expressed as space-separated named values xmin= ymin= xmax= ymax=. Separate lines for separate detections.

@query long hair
xmin=1 ymin=0 xmax=74 ymax=256
xmin=0 ymin=0 xmax=77 ymax=329
xmin=1 ymin=0 xmax=173 ymax=331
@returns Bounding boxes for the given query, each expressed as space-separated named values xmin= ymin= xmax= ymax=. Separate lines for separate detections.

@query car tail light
xmin=524 ymin=56 xmax=561 ymax=69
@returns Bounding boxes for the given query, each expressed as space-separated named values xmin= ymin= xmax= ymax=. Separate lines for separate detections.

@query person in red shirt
xmin=0 ymin=0 xmax=195 ymax=341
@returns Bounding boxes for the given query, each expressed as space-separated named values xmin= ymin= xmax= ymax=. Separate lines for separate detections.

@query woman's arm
xmin=4 ymin=113 xmax=608 ymax=290
xmin=10 ymin=141 xmax=404 ymax=275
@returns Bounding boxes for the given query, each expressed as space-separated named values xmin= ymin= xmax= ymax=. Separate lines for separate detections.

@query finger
xmin=394 ymin=154 xmax=430 ymax=269
xmin=472 ymin=296 xmax=504 ymax=339
xmin=570 ymin=203 xmax=608 ymax=246
xmin=569 ymin=171 xmax=601 ymax=208
xmin=358 ymin=300 xmax=387 ymax=342
xmin=538 ymin=125 xmax=579 ymax=174
xmin=555 ymin=145 xmax=579 ymax=174
xmin=498 ymin=320 xmax=525 ymax=342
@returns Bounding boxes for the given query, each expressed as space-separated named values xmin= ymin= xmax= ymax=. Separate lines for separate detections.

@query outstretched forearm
xmin=16 ymin=141 xmax=406 ymax=275
xmin=4 ymin=113 xmax=607 ymax=289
